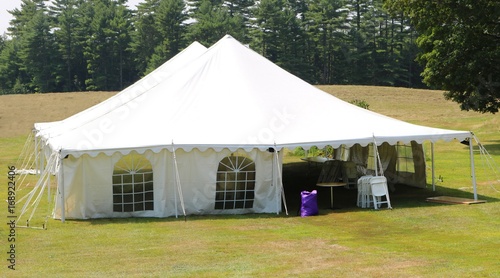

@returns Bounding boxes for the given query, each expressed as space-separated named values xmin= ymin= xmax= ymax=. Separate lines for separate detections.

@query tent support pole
xmin=431 ymin=142 xmax=435 ymax=191
xmin=468 ymin=136 xmax=478 ymax=200
xmin=372 ymin=140 xmax=378 ymax=176
xmin=60 ymin=156 xmax=65 ymax=223
xmin=171 ymin=143 xmax=186 ymax=219
xmin=172 ymin=149 xmax=178 ymax=219
xmin=35 ymin=135 xmax=39 ymax=174
xmin=274 ymin=147 xmax=288 ymax=216
xmin=274 ymin=151 xmax=279 ymax=215
xmin=40 ymin=140 xmax=45 ymax=175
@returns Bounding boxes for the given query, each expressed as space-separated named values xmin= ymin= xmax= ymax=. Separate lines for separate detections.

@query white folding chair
xmin=357 ymin=175 xmax=373 ymax=208
xmin=342 ymin=161 xmax=359 ymax=189
xmin=369 ymin=176 xmax=392 ymax=209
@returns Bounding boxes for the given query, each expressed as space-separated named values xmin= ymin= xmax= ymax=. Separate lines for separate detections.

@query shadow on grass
xmin=83 ymin=212 xmax=290 ymax=225
xmin=477 ymin=139 xmax=500 ymax=156
xmin=282 ymin=161 xmax=498 ymax=215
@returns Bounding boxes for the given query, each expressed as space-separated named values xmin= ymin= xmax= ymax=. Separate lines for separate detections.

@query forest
xmin=0 ymin=0 xmax=446 ymax=94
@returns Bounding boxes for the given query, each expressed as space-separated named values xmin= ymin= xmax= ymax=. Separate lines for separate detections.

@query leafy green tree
xmin=251 ymin=0 xmax=283 ymax=61
xmin=131 ymin=0 xmax=162 ymax=76
xmin=84 ymin=0 xmax=133 ymax=91
xmin=145 ymin=0 xmax=188 ymax=73
xmin=110 ymin=2 xmax=134 ymax=88
xmin=224 ymin=0 xmax=255 ymax=41
xmin=305 ymin=0 xmax=349 ymax=84
xmin=272 ymin=0 xmax=312 ymax=81
xmin=0 ymin=35 xmax=5 ymax=50
xmin=51 ymin=0 xmax=87 ymax=91
xmin=8 ymin=0 xmax=43 ymax=38
xmin=0 ymin=39 xmax=30 ymax=94
xmin=6 ymin=0 xmax=45 ymax=92
xmin=7 ymin=0 xmax=60 ymax=92
xmin=252 ymin=0 xmax=311 ymax=80
xmin=186 ymin=0 xmax=246 ymax=45
xmin=386 ymin=0 xmax=500 ymax=113
xmin=19 ymin=5 xmax=60 ymax=92
xmin=0 ymin=0 xmax=437 ymax=94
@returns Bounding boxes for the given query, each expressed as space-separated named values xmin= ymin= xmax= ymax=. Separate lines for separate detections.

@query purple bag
xmin=300 ymin=190 xmax=318 ymax=217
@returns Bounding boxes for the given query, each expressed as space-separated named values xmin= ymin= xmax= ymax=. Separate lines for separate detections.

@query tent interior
xmin=313 ymin=141 xmax=427 ymax=188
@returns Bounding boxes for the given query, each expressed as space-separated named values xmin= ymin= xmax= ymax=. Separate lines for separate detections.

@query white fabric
xmin=37 ymin=35 xmax=470 ymax=158
xmin=53 ymin=148 xmax=281 ymax=219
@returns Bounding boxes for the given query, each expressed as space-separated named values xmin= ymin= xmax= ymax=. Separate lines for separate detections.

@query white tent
xmin=33 ymin=35 xmax=474 ymax=220
xmin=35 ymin=41 xmax=207 ymax=138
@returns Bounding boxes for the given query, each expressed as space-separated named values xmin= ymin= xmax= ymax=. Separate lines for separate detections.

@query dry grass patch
xmin=0 ymin=91 xmax=117 ymax=137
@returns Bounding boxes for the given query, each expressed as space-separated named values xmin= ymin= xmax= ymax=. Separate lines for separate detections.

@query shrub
xmin=349 ymin=99 xmax=370 ymax=110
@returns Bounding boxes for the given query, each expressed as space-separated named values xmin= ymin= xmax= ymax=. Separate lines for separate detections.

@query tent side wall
xmin=53 ymin=148 xmax=281 ymax=219
xmin=348 ymin=141 xmax=427 ymax=188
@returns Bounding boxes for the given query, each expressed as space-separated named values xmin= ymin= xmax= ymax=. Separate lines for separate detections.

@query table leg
xmin=330 ymin=187 xmax=334 ymax=209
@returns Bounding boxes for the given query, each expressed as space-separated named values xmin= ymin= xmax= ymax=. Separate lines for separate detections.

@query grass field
xmin=1 ymin=86 xmax=499 ymax=277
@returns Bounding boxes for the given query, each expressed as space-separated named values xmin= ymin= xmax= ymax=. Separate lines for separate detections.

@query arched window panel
xmin=396 ymin=142 xmax=415 ymax=173
xmin=215 ymin=155 xmax=256 ymax=210
xmin=112 ymin=152 xmax=154 ymax=212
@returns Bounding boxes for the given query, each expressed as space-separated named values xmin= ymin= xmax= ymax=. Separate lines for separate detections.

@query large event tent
xmin=30 ymin=35 xmax=474 ymax=221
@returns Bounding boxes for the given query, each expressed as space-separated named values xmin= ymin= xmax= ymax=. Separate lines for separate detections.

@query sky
xmin=1 ymin=0 xmax=144 ymax=36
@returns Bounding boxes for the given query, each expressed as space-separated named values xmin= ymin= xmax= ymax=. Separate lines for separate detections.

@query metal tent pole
xmin=373 ymin=141 xmax=379 ymax=176
xmin=172 ymin=147 xmax=178 ymax=219
xmin=468 ymin=136 xmax=478 ymax=200
xmin=59 ymin=155 xmax=65 ymax=223
xmin=431 ymin=142 xmax=435 ymax=191
xmin=274 ymin=147 xmax=288 ymax=216
xmin=171 ymin=143 xmax=186 ymax=219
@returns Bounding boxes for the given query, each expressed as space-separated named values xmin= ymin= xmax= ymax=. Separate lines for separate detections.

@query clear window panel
xmin=113 ymin=195 xmax=122 ymax=203
xmin=235 ymin=201 xmax=244 ymax=209
xmin=134 ymin=203 xmax=144 ymax=211
xmin=215 ymin=155 xmax=256 ymax=210
xmin=145 ymin=202 xmax=154 ymax=210
xmin=124 ymin=204 xmax=134 ymax=212
xmin=123 ymin=194 xmax=133 ymax=203
xmin=112 ymin=152 xmax=154 ymax=212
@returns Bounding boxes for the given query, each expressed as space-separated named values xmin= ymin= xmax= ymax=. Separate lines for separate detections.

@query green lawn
xmin=1 ymin=86 xmax=499 ymax=277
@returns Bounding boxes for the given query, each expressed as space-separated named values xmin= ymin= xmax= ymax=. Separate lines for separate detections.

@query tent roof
xmin=38 ymin=35 xmax=471 ymax=158
xmin=35 ymin=41 xmax=207 ymax=136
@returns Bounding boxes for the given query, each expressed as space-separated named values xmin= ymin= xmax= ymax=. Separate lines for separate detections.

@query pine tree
xmin=145 ymin=0 xmax=188 ymax=74
xmin=252 ymin=0 xmax=310 ymax=80
xmin=131 ymin=0 xmax=162 ymax=77
xmin=51 ymin=0 xmax=86 ymax=91
xmin=186 ymin=0 xmax=245 ymax=46
xmin=110 ymin=2 xmax=134 ymax=89
xmin=8 ymin=0 xmax=60 ymax=92
xmin=305 ymin=0 xmax=349 ymax=84
xmin=0 ymin=39 xmax=29 ymax=94
xmin=19 ymin=5 xmax=60 ymax=92
xmin=84 ymin=0 xmax=133 ymax=91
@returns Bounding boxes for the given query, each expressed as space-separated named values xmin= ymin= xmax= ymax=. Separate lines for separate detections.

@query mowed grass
xmin=1 ymin=86 xmax=499 ymax=277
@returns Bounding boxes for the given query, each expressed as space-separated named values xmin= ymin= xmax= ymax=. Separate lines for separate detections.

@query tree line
xmin=0 ymin=0 xmax=425 ymax=94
